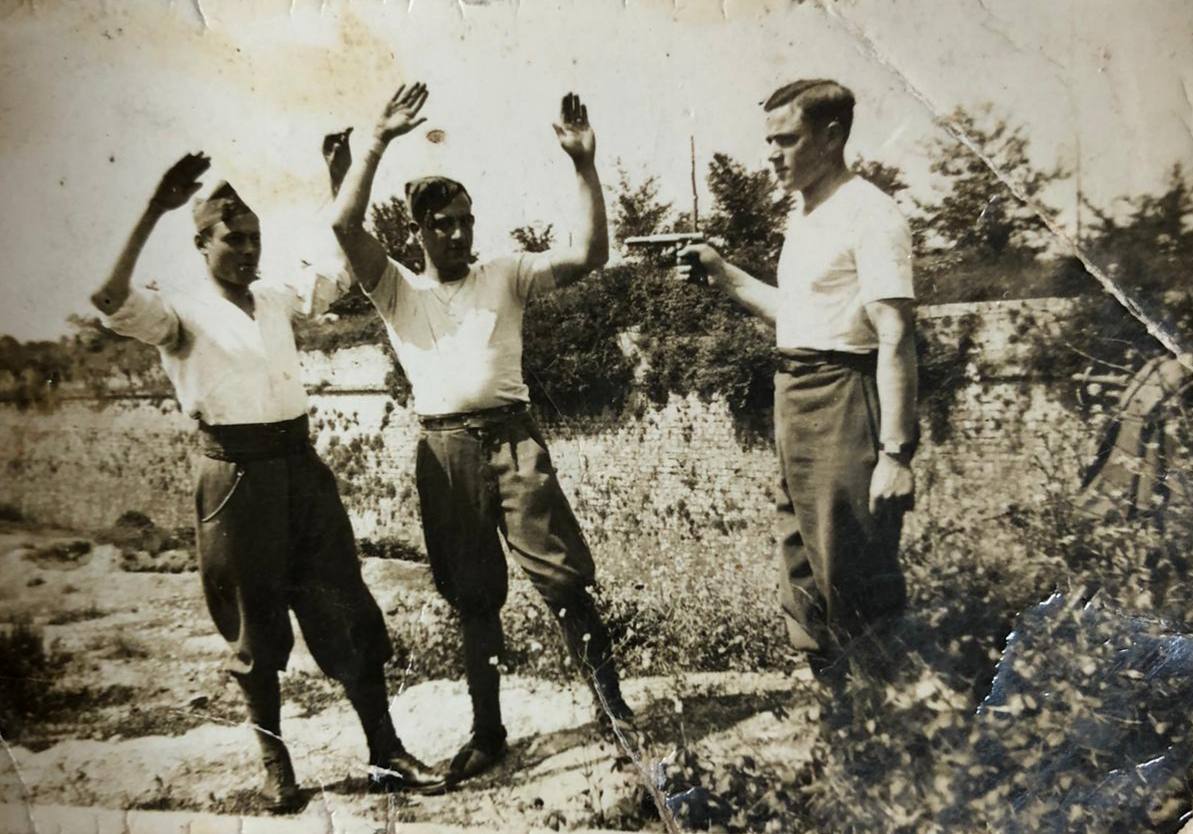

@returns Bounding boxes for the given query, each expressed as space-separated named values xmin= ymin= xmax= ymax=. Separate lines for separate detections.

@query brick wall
xmin=0 ymin=298 xmax=1097 ymax=555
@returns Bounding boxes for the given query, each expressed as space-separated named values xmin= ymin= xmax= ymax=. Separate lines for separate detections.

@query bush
xmin=0 ymin=621 xmax=68 ymax=739
xmin=522 ymin=265 xmax=638 ymax=416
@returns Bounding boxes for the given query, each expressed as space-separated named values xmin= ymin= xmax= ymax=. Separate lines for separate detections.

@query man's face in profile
xmin=766 ymin=102 xmax=837 ymax=195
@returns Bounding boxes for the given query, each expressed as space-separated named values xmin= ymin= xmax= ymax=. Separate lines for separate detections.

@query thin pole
xmin=690 ymin=135 xmax=699 ymax=232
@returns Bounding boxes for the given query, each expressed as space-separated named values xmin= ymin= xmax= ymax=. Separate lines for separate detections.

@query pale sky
xmin=1 ymin=0 xmax=1190 ymax=339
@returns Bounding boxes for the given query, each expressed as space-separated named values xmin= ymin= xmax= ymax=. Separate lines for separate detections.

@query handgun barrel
xmin=624 ymin=233 xmax=704 ymax=247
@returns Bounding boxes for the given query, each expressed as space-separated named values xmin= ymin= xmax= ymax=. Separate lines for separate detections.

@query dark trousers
xmin=195 ymin=416 xmax=393 ymax=684
xmin=774 ymin=351 xmax=908 ymax=652
xmin=415 ymin=406 xmax=616 ymax=736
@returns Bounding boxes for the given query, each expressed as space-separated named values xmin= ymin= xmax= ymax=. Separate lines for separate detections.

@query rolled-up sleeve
xmin=103 ymin=287 xmax=181 ymax=348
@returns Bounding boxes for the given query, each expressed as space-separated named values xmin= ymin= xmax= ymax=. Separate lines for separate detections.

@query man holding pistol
xmin=331 ymin=83 xmax=635 ymax=784
xmin=679 ymin=79 xmax=918 ymax=666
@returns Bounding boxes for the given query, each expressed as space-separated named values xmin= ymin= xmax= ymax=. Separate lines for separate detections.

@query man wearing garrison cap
xmin=678 ymin=79 xmax=919 ymax=671
xmin=331 ymin=83 xmax=636 ymax=785
xmin=89 ymin=138 xmax=444 ymax=811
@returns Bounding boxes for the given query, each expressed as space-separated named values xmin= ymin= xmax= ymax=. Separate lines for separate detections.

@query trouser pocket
xmin=196 ymin=460 xmax=246 ymax=524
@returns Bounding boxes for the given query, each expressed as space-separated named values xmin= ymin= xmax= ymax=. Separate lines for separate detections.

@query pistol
xmin=623 ymin=232 xmax=705 ymax=250
xmin=624 ymin=232 xmax=708 ymax=285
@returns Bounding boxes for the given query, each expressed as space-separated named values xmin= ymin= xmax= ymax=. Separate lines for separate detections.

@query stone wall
xmin=0 ymin=298 xmax=1096 ymax=555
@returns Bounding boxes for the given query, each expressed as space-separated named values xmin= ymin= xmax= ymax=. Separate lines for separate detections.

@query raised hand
xmin=374 ymin=82 xmax=429 ymax=144
xmin=150 ymin=152 xmax=210 ymax=211
xmin=322 ymin=127 xmax=353 ymax=195
xmin=553 ymin=92 xmax=595 ymax=164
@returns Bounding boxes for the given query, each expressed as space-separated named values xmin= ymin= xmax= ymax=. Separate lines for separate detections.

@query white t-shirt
xmin=103 ymin=263 xmax=349 ymax=425
xmin=776 ymin=176 xmax=914 ymax=353
xmin=364 ymin=253 xmax=557 ymax=416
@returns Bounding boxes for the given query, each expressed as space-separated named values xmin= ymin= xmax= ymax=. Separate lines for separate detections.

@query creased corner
xmin=815 ymin=0 xmax=1191 ymax=369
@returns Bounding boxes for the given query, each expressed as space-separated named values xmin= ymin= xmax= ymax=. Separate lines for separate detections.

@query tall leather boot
xmin=553 ymin=593 xmax=637 ymax=738
xmin=446 ymin=611 xmax=509 ymax=786
xmin=344 ymin=670 xmax=445 ymax=795
xmin=234 ymin=669 xmax=304 ymax=813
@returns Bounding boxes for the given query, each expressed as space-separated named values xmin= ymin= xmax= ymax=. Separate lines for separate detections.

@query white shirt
xmin=103 ymin=265 xmax=348 ymax=425
xmin=776 ymin=176 xmax=914 ymax=353
xmin=364 ymin=253 xmax=556 ymax=416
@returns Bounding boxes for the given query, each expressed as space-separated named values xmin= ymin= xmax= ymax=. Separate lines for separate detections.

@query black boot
xmin=552 ymin=593 xmax=637 ymax=738
xmin=591 ymin=660 xmax=640 ymax=748
xmin=446 ymin=725 xmax=508 ymax=786
xmin=445 ymin=611 xmax=509 ymax=786
xmin=345 ymin=670 xmax=445 ymax=795
xmin=235 ymin=670 xmax=305 ymax=813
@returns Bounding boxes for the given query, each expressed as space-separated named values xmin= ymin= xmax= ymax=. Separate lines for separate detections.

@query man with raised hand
xmin=331 ymin=82 xmax=635 ymax=785
xmin=678 ymin=79 xmax=918 ymax=670
xmin=89 ymin=139 xmax=444 ymax=811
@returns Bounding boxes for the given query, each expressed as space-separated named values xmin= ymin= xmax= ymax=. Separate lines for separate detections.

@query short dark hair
xmin=404 ymin=177 xmax=472 ymax=226
xmin=764 ymin=79 xmax=855 ymax=140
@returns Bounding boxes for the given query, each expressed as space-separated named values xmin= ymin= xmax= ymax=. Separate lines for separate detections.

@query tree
xmin=853 ymin=157 xmax=909 ymax=198
xmin=510 ymin=223 xmax=555 ymax=253
xmin=612 ymin=165 xmax=673 ymax=245
xmin=1026 ymin=163 xmax=1193 ymax=395
xmin=701 ymin=152 xmax=791 ymax=282
xmin=918 ymin=105 xmax=1067 ymax=261
xmin=369 ymin=195 xmax=424 ymax=272
xmin=1085 ymin=162 xmax=1193 ymax=294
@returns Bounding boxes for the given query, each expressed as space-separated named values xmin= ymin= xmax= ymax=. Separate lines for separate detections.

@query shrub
xmin=0 ymin=621 xmax=68 ymax=739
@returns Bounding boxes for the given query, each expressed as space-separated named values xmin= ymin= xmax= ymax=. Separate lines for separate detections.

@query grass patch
xmin=0 ymin=621 xmax=69 ymax=740
xmin=44 ymin=604 xmax=110 ymax=626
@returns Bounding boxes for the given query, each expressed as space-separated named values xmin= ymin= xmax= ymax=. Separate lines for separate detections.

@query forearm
xmin=331 ymin=136 xmax=385 ymax=235
xmin=573 ymin=160 xmax=608 ymax=268
xmin=90 ymin=202 xmax=165 ymax=315
xmin=550 ymin=160 xmax=608 ymax=286
xmin=875 ymin=328 xmax=918 ymax=445
xmin=710 ymin=262 xmax=779 ymax=325
xmin=330 ymin=137 xmax=390 ymax=292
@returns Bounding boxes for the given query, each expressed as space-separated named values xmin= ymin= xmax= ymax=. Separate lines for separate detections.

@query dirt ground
xmin=0 ymin=527 xmax=814 ymax=832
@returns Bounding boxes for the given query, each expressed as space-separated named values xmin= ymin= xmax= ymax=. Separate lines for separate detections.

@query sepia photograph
xmin=1 ymin=1 xmax=1192 ymax=831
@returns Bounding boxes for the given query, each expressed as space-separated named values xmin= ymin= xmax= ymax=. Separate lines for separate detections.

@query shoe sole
xmin=369 ymin=778 xmax=449 ymax=797
xmin=445 ymin=745 xmax=509 ymax=787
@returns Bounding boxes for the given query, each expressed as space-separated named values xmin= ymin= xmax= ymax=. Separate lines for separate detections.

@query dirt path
xmin=0 ymin=527 xmax=814 ymax=831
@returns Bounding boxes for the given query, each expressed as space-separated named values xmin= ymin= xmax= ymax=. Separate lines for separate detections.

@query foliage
xmin=611 ymin=164 xmax=673 ymax=245
xmin=917 ymin=313 xmax=981 ymax=443
xmin=1025 ymin=165 xmax=1193 ymax=394
xmin=369 ymin=194 xmax=425 ymax=272
xmin=519 ymin=159 xmax=787 ymax=429
xmin=852 ymin=156 xmax=910 ymax=198
xmin=631 ymin=264 xmax=777 ymax=434
xmin=510 ymin=222 xmax=555 ymax=253
xmin=522 ymin=266 xmax=637 ymax=416
xmin=918 ymin=105 xmax=1067 ymax=261
xmin=0 ymin=317 xmax=164 ymax=406
xmin=602 ymin=474 xmax=1193 ymax=833
xmin=0 ymin=621 xmax=68 ymax=739
xmin=700 ymin=152 xmax=791 ymax=282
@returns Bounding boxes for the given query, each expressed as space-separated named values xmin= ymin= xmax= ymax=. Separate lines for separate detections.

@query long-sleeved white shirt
xmin=103 ymin=266 xmax=347 ymax=425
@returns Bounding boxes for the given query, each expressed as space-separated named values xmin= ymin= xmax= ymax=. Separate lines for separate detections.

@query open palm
xmin=151 ymin=152 xmax=210 ymax=211
xmin=553 ymin=92 xmax=595 ymax=162
xmin=376 ymin=82 xmax=429 ymax=143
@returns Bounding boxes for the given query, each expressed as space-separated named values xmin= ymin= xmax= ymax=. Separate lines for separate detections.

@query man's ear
xmin=824 ymin=119 xmax=847 ymax=153
xmin=408 ymin=221 xmax=421 ymax=240
xmin=193 ymin=233 xmax=207 ymax=252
